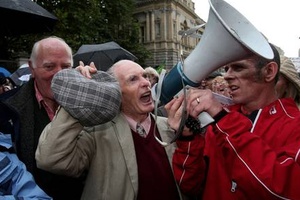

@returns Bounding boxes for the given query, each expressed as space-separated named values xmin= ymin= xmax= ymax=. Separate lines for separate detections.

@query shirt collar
xmin=34 ymin=81 xmax=55 ymax=120
xmin=34 ymin=81 xmax=43 ymax=107
xmin=123 ymin=113 xmax=151 ymax=134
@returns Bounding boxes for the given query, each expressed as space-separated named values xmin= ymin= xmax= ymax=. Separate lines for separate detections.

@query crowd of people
xmin=0 ymin=30 xmax=300 ymax=200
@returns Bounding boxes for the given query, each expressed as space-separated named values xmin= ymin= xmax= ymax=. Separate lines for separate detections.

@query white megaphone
xmin=155 ymin=0 xmax=274 ymax=105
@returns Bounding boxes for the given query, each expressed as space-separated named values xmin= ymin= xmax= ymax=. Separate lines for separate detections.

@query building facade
xmin=134 ymin=0 xmax=205 ymax=70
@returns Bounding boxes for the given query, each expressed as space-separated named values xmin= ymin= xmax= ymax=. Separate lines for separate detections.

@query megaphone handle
xmin=198 ymin=111 xmax=215 ymax=128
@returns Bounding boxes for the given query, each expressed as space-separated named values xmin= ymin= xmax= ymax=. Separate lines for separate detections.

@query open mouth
xmin=229 ymin=85 xmax=238 ymax=92
xmin=140 ymin=91 xmax=152 ymax=103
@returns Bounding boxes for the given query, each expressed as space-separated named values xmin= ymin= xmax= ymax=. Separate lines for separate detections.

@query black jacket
xmin=3 ymin=78 xmax=85 ymax=200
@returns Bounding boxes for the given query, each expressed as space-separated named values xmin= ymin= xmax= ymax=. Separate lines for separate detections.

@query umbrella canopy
xmin=10 ymin=64 xmax=31 ymax=86
xmin=73 ymin=41 xmax=137 ymax=71
xmin=0 ymin=67 xmax=11 ymax=77
xmin=0 ymin=0 xmax=58 ymax=36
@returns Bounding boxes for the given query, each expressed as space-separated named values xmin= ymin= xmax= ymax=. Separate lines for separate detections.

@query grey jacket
xmin=36 ymin=107 xmax=184 ymax=200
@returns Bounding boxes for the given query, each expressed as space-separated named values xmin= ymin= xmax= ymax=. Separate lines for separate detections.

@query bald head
xmin=108 ymin=60 xmax=143 ymax=81
xmin=30 ymin=36 xmax=73 ymax=68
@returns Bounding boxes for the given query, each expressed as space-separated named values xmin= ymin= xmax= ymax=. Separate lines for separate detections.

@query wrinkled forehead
xmin=226 ymin=56 xmax=258 ymax=67
xmin=115 ymin=61 xmax=145 ymax=79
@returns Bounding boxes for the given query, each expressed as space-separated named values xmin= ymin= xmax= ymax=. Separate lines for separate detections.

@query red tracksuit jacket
xmin=173 ymin=98 xmax=300 ymax=200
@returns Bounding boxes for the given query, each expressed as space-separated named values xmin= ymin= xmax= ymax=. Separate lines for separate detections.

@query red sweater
xmin=132 ymin=118 xmax=180 ymax=200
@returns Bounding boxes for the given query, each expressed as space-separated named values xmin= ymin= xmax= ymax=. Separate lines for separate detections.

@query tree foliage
xmin=4 ymin=0 xmax=150 ymax=67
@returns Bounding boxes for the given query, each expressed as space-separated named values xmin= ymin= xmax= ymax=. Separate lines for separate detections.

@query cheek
xmin=35 ymin=73 xmax=54 ymax=90
xmin=239 ymin=70 xmax=255 ymax=80
xmin=122 ymin=94 xmax=134 ymax=105
xmin=34 ymin=69 xmax=55 ymax=80
xmin=121 ymin=89 xmax=137 ymax=104
xmin=238 ymin=70 xmax=262 ymax=85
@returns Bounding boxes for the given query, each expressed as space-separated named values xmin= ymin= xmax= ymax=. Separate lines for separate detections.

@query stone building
xmin=134 ymin=0 xmax=205 ymax=70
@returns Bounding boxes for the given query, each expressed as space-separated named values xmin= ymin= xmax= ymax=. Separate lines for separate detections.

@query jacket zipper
xmin=231 ymin=180 xmax=237 ymax=192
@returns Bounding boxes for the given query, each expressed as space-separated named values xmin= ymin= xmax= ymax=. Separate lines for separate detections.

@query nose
xmin=142 ymin=76 xmax=151 ymax=88
xmin=223 ymin=68 xmax=233 ymax=81
xmin=52 ymin=65 xmax=65 ymax=74
xmin=48 ymin=68 xmax=61 ymax=79
xmin=223 ymin=72 xmax=229 ymax=81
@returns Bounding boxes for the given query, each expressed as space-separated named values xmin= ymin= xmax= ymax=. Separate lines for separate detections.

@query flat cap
xmin=51 ymin=69 xmax=121 ymax=126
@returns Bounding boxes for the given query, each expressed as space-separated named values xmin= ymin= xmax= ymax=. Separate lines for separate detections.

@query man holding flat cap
xmin=36 ymin=60 xmax=185 ymax=200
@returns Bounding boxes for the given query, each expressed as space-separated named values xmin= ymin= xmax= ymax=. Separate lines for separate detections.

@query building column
xmin=146 ymin=11 xmax=150 ymax=42
xmin=150 ymin=11 xmax=155 ymax=41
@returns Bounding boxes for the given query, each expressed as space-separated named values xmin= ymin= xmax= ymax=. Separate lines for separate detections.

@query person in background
xmin=144 ymin=66 xmax=159 ymax=87
xmin=199 ymin=71 xmax=222 ymax=90
xmin=2 ymin=36 xmax=95 ymax=200
xmin=0 ymin=101 xmax=51 ymax=199
xmin=275 ymin=55 xmax=300 ymax=109
xmin=36 ymin=60 xmax=185 ymax=200
xmin=0 ymin=132 xmax=51 ymax=199
xmin=0 ymin=76 xmax=17 ymax=95
xmin=211 ymin=75 xmax=231 ymax=97
xmin=165 ymin=43 xmax=300 ymax=199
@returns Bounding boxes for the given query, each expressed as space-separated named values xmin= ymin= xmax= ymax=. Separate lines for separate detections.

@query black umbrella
xmin=0 ymin=0 xmax=58 ymax=36
xmin=10 ymin=64 xmax=31 ymax=86
xmin=73 ymin=41 xmax=138 ymax=71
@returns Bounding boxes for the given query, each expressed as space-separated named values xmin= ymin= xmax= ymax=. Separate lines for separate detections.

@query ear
xmin=28 ymin=60 xmax=35 ymax=78
xmin=263 ymin=61 xmax=278 ymax=82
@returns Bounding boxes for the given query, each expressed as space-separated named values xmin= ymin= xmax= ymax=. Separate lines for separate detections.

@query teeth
xmin=230 ymin=86 xmax=238 ymax=90
xmin=141 ymin=93 xmax=150 ymax=97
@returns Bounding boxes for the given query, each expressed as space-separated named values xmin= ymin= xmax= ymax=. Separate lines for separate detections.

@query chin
xmin=144 ymin=105 xmax=154 ymax=113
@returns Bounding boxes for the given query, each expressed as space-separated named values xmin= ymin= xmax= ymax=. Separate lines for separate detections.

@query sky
xmin=194 ymin=0 xmax=300 ymax=57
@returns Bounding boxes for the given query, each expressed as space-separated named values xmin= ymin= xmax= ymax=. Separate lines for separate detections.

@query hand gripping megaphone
xmin=154 ymin=0 xmax=274 ymax=105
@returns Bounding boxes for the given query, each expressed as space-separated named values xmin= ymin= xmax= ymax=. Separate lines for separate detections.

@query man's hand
xmin=75 ymin=61 xmax=97 ymax=78
xmin=165 ymin=95 xmax=193 ymax=136
xmin=165 ymin=88 xmax=224 ymax=137
xmin=186 ymin=88 xmax=223 ymax=119
xmin=165 ymin=95 xmax=184 ymax=131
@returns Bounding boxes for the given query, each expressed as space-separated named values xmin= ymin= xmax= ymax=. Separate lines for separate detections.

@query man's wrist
xmin=213 ymin=107 xmax=230 ymax=123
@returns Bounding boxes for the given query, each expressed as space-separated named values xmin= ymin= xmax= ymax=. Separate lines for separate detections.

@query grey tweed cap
xmin=51 ymin=69 xmax=121 ymax=126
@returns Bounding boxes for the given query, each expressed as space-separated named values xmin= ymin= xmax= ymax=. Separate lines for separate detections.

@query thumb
xmin=79 ymin=61 xmax=84 ymax=67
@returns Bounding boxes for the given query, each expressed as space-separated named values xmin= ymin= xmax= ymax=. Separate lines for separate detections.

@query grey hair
xmin=106 ymin=60 xmax=128 ymax=80
xmin=106 ymin=65 xmax=116 ymax=77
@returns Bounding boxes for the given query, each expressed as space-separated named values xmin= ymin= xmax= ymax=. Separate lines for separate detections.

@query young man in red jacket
xmin=166 ymin=43 xmax=300 ymax=200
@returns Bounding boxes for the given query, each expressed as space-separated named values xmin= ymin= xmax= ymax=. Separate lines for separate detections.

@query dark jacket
xmin=3 ymin=78 xmax=85 ymax=200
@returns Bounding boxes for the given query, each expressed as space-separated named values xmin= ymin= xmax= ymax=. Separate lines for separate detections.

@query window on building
xmin=140 ymin=26 xmax=145 ymax=43
xmin=173 ymin=21 xmax=177 ymax=38
xmin=155 ymin=19 xmax=161 ymax=38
